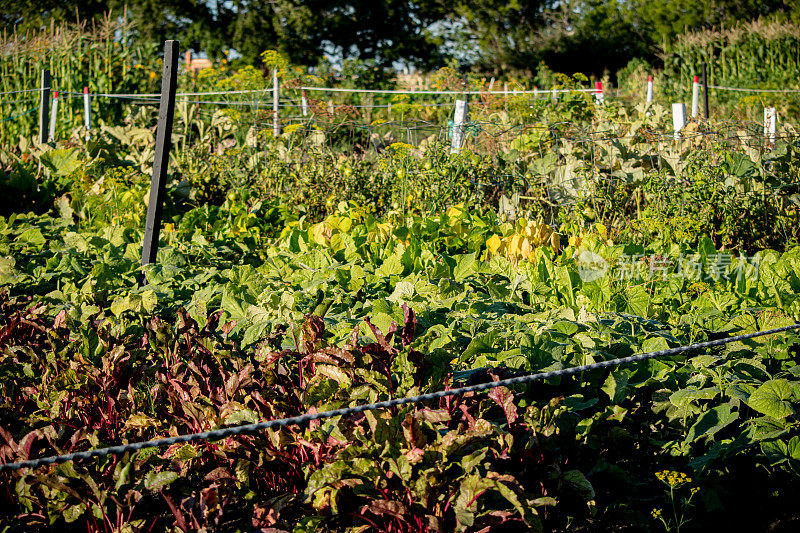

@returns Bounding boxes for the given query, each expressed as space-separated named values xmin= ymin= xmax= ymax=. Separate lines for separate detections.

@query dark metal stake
xmin=701 ymin=62 xmax=709 ymax=120
xmin=39 ymin=69 xmax=50 ymax=145
xmin=140 ymin=40 xmax=179 ymax=284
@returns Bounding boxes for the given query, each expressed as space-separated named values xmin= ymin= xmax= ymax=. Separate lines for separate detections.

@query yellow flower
xmin=388 ymin=142 xmax=413 ymax=153
xmin=651 ymin=508 xmax=662 ymax=519
xmin=283 ymin=124 xmax=301 ymax=134
xmin=655 ymin=470 xmax=691 ymax=487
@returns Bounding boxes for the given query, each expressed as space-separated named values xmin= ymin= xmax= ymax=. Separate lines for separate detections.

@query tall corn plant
xmin=0 ymin=11 xmax=159 ymax=148
xmin=661 ymin=18 xmax=800 ymax=121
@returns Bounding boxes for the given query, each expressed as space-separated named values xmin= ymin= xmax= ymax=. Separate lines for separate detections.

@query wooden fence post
xmin=140 ymin=40 xmax=179 ymax=280
xmin=701 ymin=62 xmax=709 ymax=119
xmin=39 ymin=69 xmax=50 ymax=145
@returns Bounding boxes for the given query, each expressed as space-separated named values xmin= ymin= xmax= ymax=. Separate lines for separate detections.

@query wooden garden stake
xmin=39 ymin=69 xmax=50 ymax=145
xmin=140 ymin=40 xmax=179 ymax=281
xmin=701 ymin=62 xmax=709 ymax=119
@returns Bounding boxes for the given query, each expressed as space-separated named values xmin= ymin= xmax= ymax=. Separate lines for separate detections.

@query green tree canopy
xmin=3 ymin=0 xmax=800 ymax=77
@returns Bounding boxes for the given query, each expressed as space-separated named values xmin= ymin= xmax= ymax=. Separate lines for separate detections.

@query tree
xmin=444 ymin=0 xmax=649 ymax=77
xmin=631 ymin=0 xmax=800 ymax=44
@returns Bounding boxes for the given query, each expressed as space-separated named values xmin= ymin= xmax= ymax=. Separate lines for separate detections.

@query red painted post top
xmin=595 ymin=81 xmax=603 ymax=92
xmin=53 ymin=91 xmax=58 ymax=99
xmin=648 ymin=75 xmax=654 ymax=82
xmin=84 ymin=87 xmax=89 ymax=94
xmin=693 ymin=76 xmax=699 ymax=83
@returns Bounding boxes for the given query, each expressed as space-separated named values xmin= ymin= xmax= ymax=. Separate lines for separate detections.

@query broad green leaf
xmin=173 ymin=444 xmax=199 ymax=462
xmin=642 ymin=336 xmax=670 ymax=353
xmin=601 ymin=370 xmax=629 ymax=404
xmin=761 ymin=439 xmax=788 ymax=464
xmin=460 ymin=330 xmax=499 ymax=363
xmin=555 ymin=265 xmax=575 ymax=307
xmin=669 ymin=387 xmax=719 ymax=407
xmin=224 ymin=409 xmax=259 ymax=425
xmin=377 ymin=253 xmax=403 ymax=277
xmin=144 ymin=471 xmax=179 ymax=491
xmin=40 ymin=148 xmax=82 ymax=176
xmin=747 ymin=379 xmax=794 ymax=419
xmin=560 ymin=470 xmax=595 ymax=500
xmin=453 ymin=252 xmax=476 ymax=281
xmin=625 ymin=285 xmax=649 ymax=317
xmin=18 ymin=228 xmax=45 ymax=249
xmin=141 ymin=289 xmax=157 ymax=313
xmin=388 ymin=280 xmax=415 ymax=303
xmin=685 ymin=403 xmax=739 ymax=443
xmin=0 ymin=256 xmax=14 ymax=276
xmin=316 ymin=364 xmax=353 ymax=388
xmin=64 ymin=504 xmax=84 ymax=523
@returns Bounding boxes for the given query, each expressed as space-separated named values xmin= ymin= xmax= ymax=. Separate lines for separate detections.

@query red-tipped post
xmin=83 ymin=86 xmax=91 ymax=138
xmin=48 ymin=91 xmax=58 ymax=141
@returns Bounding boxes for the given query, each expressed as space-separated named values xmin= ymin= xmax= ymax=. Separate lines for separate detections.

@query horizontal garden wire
xmin=1 ymin=323 xmax=798 ymax=473
xmin=709 ymin=85 xmax=800 ymax=93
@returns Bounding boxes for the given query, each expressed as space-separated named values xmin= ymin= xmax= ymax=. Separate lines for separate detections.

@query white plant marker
xmin=301 ymin=89 xmax=308 ymax=117
xmin=450 ymin=99 xmax=468 ymax=154
xmin=672 ymin=102 xmax=686 ymax=140
xmin=691 ymin=76 xmax=700 ymax=118
xmin=49 ymin=91 xmax=58 ymax=141
xmin=764 ymin=106 xmax=777 ymax=146
xmin=595 ymin=81 xmax=604 ymax=104
xmin=272 ymin=68 xmax=280 ymax=136
xmin=83 ymin=87 xmax=91 ymax=140
xmin=646 ymin=75 xmax=654 ymax=105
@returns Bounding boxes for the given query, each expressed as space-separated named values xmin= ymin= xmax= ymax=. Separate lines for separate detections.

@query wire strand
xmin=1 ymin=322 xmax=797 ymax=473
